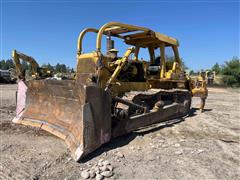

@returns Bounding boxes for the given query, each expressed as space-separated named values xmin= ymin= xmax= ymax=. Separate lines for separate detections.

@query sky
xmin=0 ymin=0 xmax=239 ymax=71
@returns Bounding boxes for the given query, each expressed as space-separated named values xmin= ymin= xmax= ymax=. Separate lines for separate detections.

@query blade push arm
xmin=105 ymin=47 xmax=135 ymax=91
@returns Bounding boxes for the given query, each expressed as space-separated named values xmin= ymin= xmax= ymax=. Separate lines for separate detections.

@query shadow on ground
xmin=81 ymin=107 xmax=213 ymax=162
xmin=80 ymin=117 xmax=185 ymax=162
xmin=188 ymin=107 xmax=212 ymax=117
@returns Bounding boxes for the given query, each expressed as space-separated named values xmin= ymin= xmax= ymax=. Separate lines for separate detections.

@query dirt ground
xmin=0 ymin=84 xmax=239 ymax=180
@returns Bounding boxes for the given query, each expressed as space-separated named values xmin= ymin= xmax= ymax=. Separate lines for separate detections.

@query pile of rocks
xmin=81 ymin=159 xmax=114 ymax=180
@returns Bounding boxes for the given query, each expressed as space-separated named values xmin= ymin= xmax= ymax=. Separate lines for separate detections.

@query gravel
xmin=1 ymin=85 xmax=239 ymax=179
xmin=81 ymin=170 xmax=90 ymax=179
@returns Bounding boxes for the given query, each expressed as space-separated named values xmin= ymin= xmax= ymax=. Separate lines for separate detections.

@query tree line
xmin=0 ymin=59 xmax=15 ymax=70
xmin=187 ymin=57 xmax=239 ymax=87
xmin=1 ymin=57 xmax=239 ymax=87
xmin=211 ymin=57 xmax=240 ymax=87
xmin=0 ymin=59 xmax=74 ymax=73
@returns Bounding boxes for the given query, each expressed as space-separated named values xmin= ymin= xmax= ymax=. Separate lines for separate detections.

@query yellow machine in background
xmin=190 ymin=71 xmax=208 ymax=112
xmin=13 ymin=22 xmax=208 ymax=161
xmin=12 ymin=50 xmax=53 ymax=79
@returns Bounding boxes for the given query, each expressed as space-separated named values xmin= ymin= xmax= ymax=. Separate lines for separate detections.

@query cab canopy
xmin=77 ymin=22 xmax=179 ymax=54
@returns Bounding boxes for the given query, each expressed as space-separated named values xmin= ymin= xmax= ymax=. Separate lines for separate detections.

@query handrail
xmin=96 ymin=22 xmax=150 ymax=51
xmin=77 ymin=22 xmax=178 ymax=54
xmin=77 ymin=28 xmax=99 ymax=55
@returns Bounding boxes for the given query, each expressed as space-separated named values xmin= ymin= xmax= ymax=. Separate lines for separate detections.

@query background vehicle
xmin=0 ymin=69 xmax=16 ymax=83
xmin=12 ymin=50 xmax=53 ymax=80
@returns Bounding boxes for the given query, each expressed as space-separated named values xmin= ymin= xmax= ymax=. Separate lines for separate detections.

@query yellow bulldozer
xmin=13 ymin=22 xmax=208 ymax=161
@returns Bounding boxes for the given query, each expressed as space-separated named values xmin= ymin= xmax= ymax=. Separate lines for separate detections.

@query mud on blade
xmin=13 ymin=80 xmax=112 ymax=161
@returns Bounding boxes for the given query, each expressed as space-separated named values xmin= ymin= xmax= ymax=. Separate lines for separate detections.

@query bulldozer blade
xmin=13 ymin=80 xmax=112 ymax=161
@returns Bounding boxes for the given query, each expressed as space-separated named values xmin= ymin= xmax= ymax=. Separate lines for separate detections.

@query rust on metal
xmin=14 ymin=80 xmax=111 ymax=161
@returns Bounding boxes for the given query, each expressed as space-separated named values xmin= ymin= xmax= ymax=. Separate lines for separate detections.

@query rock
xmin=101 ymin=170 xmax=113 ymax=177
xmin=89 ymin=170 xmax=96 ymax=178
xmin=98 ymin=158 xmax=104 ymax=163
xmin=162 ymin=144 xmax=168 ymax=148
xmin=106 ymin=165 xmax=113 ymax=171
xmin=149 ymin=142 xmax=155 ymax=147
xmin=102 ymin=160 xmax=110 ymax=166
xmin=147 ymin=155 xmax=155 ymax=161
xmin=130 ymin=146 xmax=135 ymax=150
xmin=179 ymin=139 xmax=185 ymax=142
xmin=32 ymin=175 xmax=40 ymax=180
xmin=174 ymin=143 xmax=181 ymax=147
xmin=99 ymin=165 xmax=108 ymax=172
xmin=174 ymin=150 xmax=183 ymax=155
xmin=95 ymin=174 xmax=103 ymax=180
xmin=158 ymin=139 xmax=165 ymax=143
xmin=98 ymin=162 xmax=103 ymax=167
xmin=81 ymin=170 xmax=90 ymax=179
xmin=87 ymin=162 xmax=92 ymax=167
xmin=197 ymin=149 xmax=205 ymax=154
xmin=94 ymin=166 xmax=100 ymax=172
xmin=116 ymin=152 xmax=124 ymax=158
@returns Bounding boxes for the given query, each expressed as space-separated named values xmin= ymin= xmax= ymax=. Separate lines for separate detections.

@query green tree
xmin=70 ymin=68 xmax=75 ymax=73
xmin=55 ymin=63 xmax=67 ymax=73
xmin=6 ymin=59 xmax=15 ymax=69
xmin=189 ymin=70 xmax=195 ymax=75
xmin=221 ymin=57 xmax=240 ymax=87
xmin=165 ymin=56 xmax=188 ymax=71
xmin=212 ymin=63 xmax=221 ymax=74
xmin=0 ymin=59 xmax=15 ymax=70
xmin=0 ymin=60 xmax=6 ymax=69
xmin=61 ymin=64 xmax=67 ymax=73
xmin=42 ymin=63 xmax=54 ymax=72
